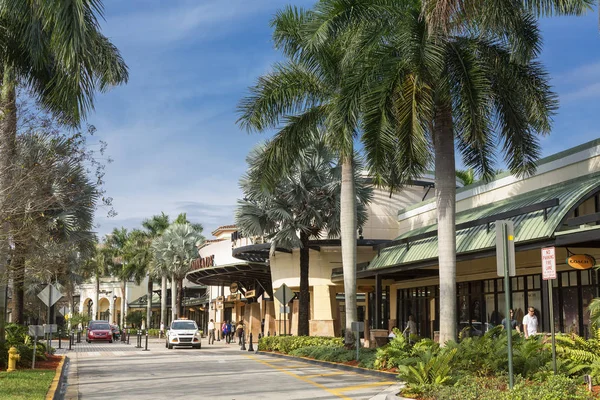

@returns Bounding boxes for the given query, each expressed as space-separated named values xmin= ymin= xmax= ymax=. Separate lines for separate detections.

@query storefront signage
xmin=245 ymin=290 xmax=256 ymax=298
xmin=216 ymin=302 xmax=223 ymax=310
xmin=197 ymin=254 xmax=215 ymax=269
xmin=566 ymin=254 xmax=596 ymax=270
xmin=216 ymin=296 xmax=224 ymax=302
xmin=541 ymin=247 xmax=557 ymax=280
xmin=230 ymin=282 xmax=238 ymax=293
xmin=226 ymin=294 xmax=241 ymax=302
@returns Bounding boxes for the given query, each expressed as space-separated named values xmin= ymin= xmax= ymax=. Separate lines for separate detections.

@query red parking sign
xmin=541 ymin=247 xmax=556 ymax=280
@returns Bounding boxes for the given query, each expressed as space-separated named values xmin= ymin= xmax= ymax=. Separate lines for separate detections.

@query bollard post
xmin=136 ymin=330 xmax=142 ymax=348
xmin=240 ymin=333 xmax=246 ymax=351
xmin=267 ymin=331 xmax=270 ymax=337
xmin=127 ymin=330 xmax=130 ymax=345
xmin=248 ymin=332 xmax=254 ymax=352
xmin=143 ymin=330 xmax=149 ymax=351
xmin=58 ymin=329 xmax=62 ymax=349
xmin=69 ymin=330 xmax=72 ymax=351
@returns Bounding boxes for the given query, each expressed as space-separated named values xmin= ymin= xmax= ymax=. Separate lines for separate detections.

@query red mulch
xmin=31 ymin=354 xmax=62 ymax=370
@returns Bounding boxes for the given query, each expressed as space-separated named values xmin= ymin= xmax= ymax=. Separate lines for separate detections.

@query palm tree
xmin=152 ymin=223 xmax=204 ymax=321
xmin=237 ymin=6 xmax=372 ymax=344
xmin=236 ymin=141 xmax=372 ymax=336
xmin=140 ymin=213 xmax=171 ymax=328
xmin=0 ymin=1 xmax=127 ymax=339
xmin=305 ymin=0 xmax=557 ymax=343
xmin=421 ymin=0 xmax=594 ymax=33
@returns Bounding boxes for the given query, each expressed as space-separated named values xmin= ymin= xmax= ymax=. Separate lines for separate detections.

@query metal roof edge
xmin=398 ymin=140 xmax=600 ymax=220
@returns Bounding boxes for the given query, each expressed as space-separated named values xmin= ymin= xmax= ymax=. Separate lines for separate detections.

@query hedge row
xmin=258 ymin=335 xmax=343 ymax=353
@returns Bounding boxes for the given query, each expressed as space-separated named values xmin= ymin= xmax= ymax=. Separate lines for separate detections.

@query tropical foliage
xmin=279 ymin=0 xmax=557 ymax=345
xmin=236 ymin=141 xmax=372 ymax=336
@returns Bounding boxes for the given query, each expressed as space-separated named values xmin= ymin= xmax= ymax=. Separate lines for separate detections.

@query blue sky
xmin=91 ymin=1 xmax=600 ymax=238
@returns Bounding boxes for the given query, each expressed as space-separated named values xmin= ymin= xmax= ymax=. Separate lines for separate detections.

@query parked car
xmin=86 ymin=320 xmax=113 ymax=343
xmin=110 ymin=324 xmax=121 ymax=341
xmin=166 ymin=319 xmax=201 ymax=349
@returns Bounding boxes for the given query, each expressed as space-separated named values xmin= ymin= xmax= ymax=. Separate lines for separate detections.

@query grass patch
xmin=0 ymin=370 xmax=56 ymax=400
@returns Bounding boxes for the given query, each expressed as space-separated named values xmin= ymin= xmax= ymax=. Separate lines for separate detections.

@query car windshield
xmin=90 ymin=323 xmax=110 ymax=330
xmin=172 ymin=321 xmax=197 ymax=330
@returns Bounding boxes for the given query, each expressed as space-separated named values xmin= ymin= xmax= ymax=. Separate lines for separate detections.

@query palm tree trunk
xmin=298 ymin=231 xmax=310 ymax=336
xmin=179 ymin=278 xmax=184 ymax=317
xmin=340 ymin=156 xmax=357 ymax=345
xmin=161 ymin=275 xmax=167 ymax=327
xmin=146 ymin=275 xmax=152 ymax=329
xmin=95 ymin=276 xmax=100 ymax=320
xmin=434 ymin=103 xmax=457 ymax=344
xmin=10 ymin=243 xmax=25 ymax=324
xmin=121 ymin=279 xmax=127 ymax=326
xmin=0 ymin=74 xmax=16 ymax=342
xmin=171 ymin=274 xmax=177 ymax=321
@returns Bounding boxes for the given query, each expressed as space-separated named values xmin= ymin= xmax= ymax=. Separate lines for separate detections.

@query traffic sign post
xmin=351 ymin=321 xmax=364 ymax=361
xmin=542 ymin=247 xmax=557 ymax=375
xmin=496 ymin=220 xmax=515 ymax=389
xmin=274 ymin=284 xmax=294 ymax=336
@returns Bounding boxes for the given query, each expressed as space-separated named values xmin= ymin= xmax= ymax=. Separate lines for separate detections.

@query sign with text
xmin=28 ymin=325 xmax=44 ymax=337
xmin=542 ymin=247 xmax=557 ymax=280
xmin=245 ymin=290 xmax=256 ymax=298
xmin=351 ymin=321 xmax=365 ymax=332
xmin=567 ymin=254 xmax=596 ymax=270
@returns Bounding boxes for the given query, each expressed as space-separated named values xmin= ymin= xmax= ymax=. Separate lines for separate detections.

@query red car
xmin=86 ymin=321 xmax=113 ymax=343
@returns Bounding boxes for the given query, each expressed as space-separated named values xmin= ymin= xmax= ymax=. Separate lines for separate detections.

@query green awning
xmin=368 ymin=171 xmax=600 ymax=271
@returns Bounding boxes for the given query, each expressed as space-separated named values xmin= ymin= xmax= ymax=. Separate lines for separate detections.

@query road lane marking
xmin=112 ymin=351 xmax=125 ymax=356
xmin=85 ymin=352 xmax=100 ymax=357
xmin=303 ymin=371 xmax=348 ymax=378
xmin=337 ymin=381 xmax=396 ymax=392
xmin=245 ymin=355 xmax=351 ymax=400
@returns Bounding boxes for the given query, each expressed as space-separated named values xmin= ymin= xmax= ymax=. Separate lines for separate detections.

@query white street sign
xmin=37 ymin=284 xmax=64 ymax=307
xmin=542 ymin=247 xmax=557 ymax=280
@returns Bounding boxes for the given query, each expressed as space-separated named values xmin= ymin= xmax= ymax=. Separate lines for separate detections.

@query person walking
xmin=501 ymin=309 xmax=520 ymax=332
xmin=227 ymin=321 xmax=234 ymax=343
xmin=208 ymin=319 xmax=215 ymax=345
xmin=222 ymin=320 xmax=231 ymax=343
xmin=236 ymin=321 xmax=244 ymax=345
xmin=523 ymin=307 xmax=539 ymax=338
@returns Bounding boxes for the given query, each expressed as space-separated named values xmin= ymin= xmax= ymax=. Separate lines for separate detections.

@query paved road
xmin=60 ymin=338 xmax=401 ymax=400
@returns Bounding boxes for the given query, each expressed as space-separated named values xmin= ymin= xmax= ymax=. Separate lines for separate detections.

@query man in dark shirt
xmin=501 ymin=309 xmax=520 ymax=332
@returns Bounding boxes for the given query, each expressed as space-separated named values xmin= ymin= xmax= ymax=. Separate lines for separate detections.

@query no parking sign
xmin=541 ymin=247 xmax=556 ymax=280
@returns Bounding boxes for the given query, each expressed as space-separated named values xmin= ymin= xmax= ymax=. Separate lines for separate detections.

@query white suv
xmin=166 ymin=319 xmax=202 ymax=349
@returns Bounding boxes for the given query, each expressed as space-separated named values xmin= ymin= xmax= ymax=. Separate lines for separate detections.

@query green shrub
xmin=258 ymin=336 xmax=343 ymax=353
xmin=289 ymin=345 xmax=378 ymax=369
xmin=426 ymin=374 xmax=594 ymax=400
xmin=397 ymin=346 xmax=457 ymax=395
xmin=15 ymin=343 xmax=47 ymax=368
xmin=374 ymin=333 xmax=412 ymax=370
xmin=147 ymin=329 xmax=160 ymax=337
xmin=5 ymin=323 xmax=29 ymax=347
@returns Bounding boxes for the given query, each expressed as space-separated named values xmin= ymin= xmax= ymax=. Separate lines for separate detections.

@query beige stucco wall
xmin=398 ymin=144 xmax=600 ymax=234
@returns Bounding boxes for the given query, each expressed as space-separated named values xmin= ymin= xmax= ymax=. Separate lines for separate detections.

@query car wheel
xmin=86 ymin=340 xmax=91 ymax=343
xmin=168 ymin=343 xmax=173 ymax=349
xmin=109 ymin=340 xmax=113 ymax=343
xmin=165 ymin=341 xmax=168 ymax=348
xmin=193 ymin=344 xmax=201 ymax=349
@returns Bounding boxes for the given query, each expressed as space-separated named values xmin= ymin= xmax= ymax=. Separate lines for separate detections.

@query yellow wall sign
xmin=567 ymin=254 xmax=596 ymax=270
xmin=245 ymin=290 xmax=256 ymax=298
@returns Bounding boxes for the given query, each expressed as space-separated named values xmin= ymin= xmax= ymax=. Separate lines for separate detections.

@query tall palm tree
xmin=140 ymin=213 xmax=171 ymax=328
xmin=236 ymin=141 xmax=372 ymax=336
xmin=0 ymin=0 xmax=127 ymax=340
xmin=152 ymin=223 xmax=204 ymax=321
xmin=238 ymin=6 xmax=372 ymax=344
xmin=305 ymin=0 xmax=557 ymax=343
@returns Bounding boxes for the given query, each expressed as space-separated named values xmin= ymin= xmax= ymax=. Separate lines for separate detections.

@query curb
xmin=257 ymin=350 xmax=399 ymax=380
xmin=46 ymin=355 xmax=68 ymax=400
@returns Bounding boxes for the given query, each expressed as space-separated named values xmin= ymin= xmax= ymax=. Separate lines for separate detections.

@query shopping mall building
xmin=186 ymin=139 xmax=600 ymax=341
